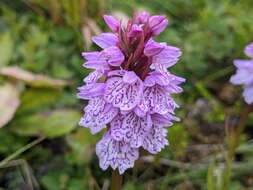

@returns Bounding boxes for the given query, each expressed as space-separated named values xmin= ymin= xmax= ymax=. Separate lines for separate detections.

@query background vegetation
xmin=0 ymin=0 xmax=253 ymax=189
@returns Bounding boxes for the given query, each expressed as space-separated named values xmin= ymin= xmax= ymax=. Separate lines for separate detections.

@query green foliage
xmin=10 ymin=109 xmax=80 ymax=138
xmin=16 ymin=89 xmax=62 ymax=115
xmin=0 ymin=33 xmax=14 ymax=66
xmin=168 ymin=124 xmax=189 ymax=159
xmin=0 ymin=128 xmax=27 ymax=155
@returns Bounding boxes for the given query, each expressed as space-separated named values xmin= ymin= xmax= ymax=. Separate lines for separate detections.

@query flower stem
xmin=110 ymin=169 xmax=123 ymax=190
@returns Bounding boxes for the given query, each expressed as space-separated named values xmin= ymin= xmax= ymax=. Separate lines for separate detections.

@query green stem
xmin=0 ymin=136 xmax=46 ymax=167
xmin=110 ymin=169 xmax=123 ymax=190
xmin=222 ymin=105 xmax=252 ymax=190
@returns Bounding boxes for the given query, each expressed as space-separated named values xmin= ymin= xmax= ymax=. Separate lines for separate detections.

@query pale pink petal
xmin=233 ymin=60 xmax=253 ymax=69
xmin=101 ymin=46 xmax=125 ymax=67
xmin=151 ymin=113 xmax=179 ymax=126
xmin=103 ymin=15 xmax=120 ymax=32
xmin=104 ymin=76 xmax=143 ymax=111
xmin=148 ymin=15 xmax=168 ymax=35
xmin=92 ymin=33 xmax=118 ymax=49
xmin=134 ymin=11 xmax=150 ymax=24
xmin=128 ymin=24 xmax=143 ymax=37
xmin=122 ymin=71 xmax=139 ymax=84
xmin=79 ymin=96 xmax=118 ymax=134
xmin=144 ymin=71 xmax=185 ymax=94
xmin=143 ymin=125 xmax=169 ymax=154
xmin=243 ymin=85 xmax=253 ymax=104
xmin=152 ymin=45 xmax=182 ymax=69
xmin=96 ymin=132 xmax=139 ymax=174
xmin=108 ymin=70 xmax=126 ymax=77
xmin=77 ymin=83 xmax=105 ymax=100
xmin=83 ymin=70 xmax=104 ymax=84
xmin=230 ymin=68 xmax=253 ymax=86
xmin=111 ymin=112 xmax=152 ymax=148
xmin=244 ymin=42 xmax=253 ymax=58
xmin=144 ymin=39 xmax=165 ymax=57
xmin=139 ymin=85 xmax=177 ymax=115
xmin=84 ymin=60 xmax=109 ymax=70
xmin=82 ymin=51 xmax=100 ymax=60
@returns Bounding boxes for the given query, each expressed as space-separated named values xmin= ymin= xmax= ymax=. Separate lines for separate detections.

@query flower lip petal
xmin=96 ymin=132 xmax=139 ymax=174
xmin=104 ymin=76 xmax=143 ymax=111
xmin=143 ymin=125 xmax=169 ymax=154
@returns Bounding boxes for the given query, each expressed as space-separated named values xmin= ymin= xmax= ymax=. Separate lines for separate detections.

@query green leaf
xmin=0 ymin=33 xmax=14 ymax=66
xmin=16 ymin=88 xmax=61 ymax=116
xmin=10 ymin=109 xmax=80 ymax=138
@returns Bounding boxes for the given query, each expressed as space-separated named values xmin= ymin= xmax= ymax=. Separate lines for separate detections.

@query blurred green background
xmin=0 ymin=0 xmax=253 ymax=189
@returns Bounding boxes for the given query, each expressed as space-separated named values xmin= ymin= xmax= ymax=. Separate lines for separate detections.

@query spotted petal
xmin=145 ymin=71 xmax=185 ymax=94
xmin=151 ymin=113 xmax=179 ymax=126
xmin=79 ymin=96 xmax=118 ymax=134
xmin=143 ymin=125 xmax=169 ymax=154
xmin=110 ymin=112 xmax=152 ymax=148
xmin=83 ymin=70 xmax=104 ymax=84
xmin=96 ymin=132 xmax=139 ymax=174
xmin=139 ymin=85 xmax=177 ymax=115
xmin=104 ymin=74 xmax=143 ymax=111
xmin=77 ymin=83 xmax=105 ymax=100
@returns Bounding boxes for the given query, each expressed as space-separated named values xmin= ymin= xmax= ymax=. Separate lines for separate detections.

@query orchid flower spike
xmin=78 ymin=11 xmax=185 ymax=174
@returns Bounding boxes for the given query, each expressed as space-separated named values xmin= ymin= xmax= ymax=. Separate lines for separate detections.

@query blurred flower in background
xmin=230 ymin=42 xmax=253 ymax=104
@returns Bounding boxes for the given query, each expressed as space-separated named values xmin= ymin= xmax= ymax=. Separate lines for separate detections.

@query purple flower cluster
xmin=230 ymin=42 xmax=253 ymax=104
xmin=78 ymin=11 xmax=185 ymax=174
